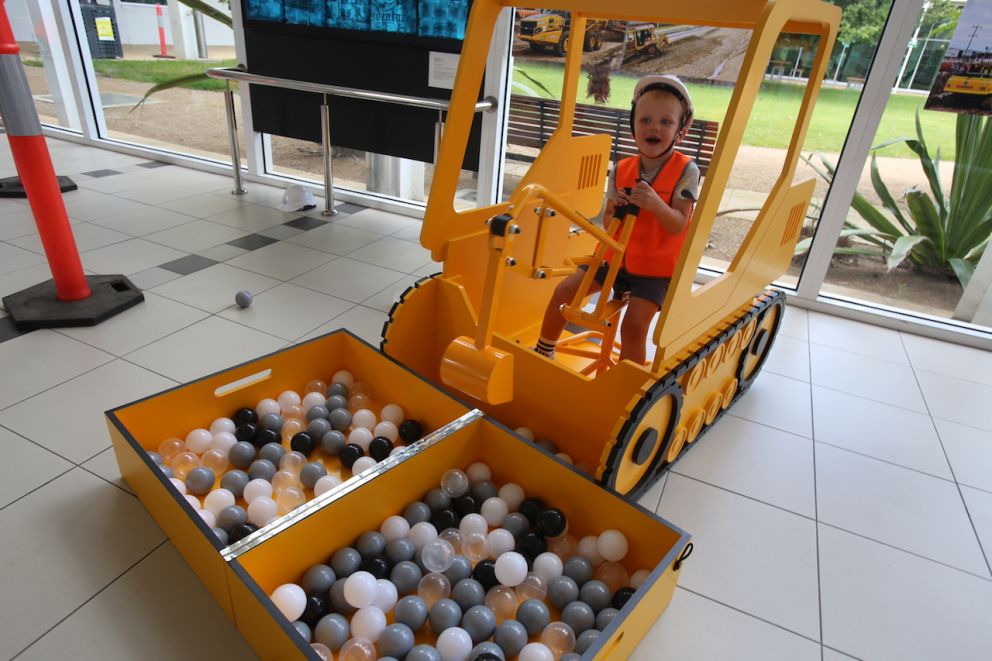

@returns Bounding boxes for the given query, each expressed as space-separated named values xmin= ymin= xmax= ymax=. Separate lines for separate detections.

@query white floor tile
xmin=206 ymin=203 xmax=290 ymax=232
xmin=630 ymin=588 xmax=821 ymax=661
xmin=0 ymin=469 xmax=164 ymax=659
xmin=125 ymin=316 xmax=286 ymax=382
xmin=809 ymin=311 xmax=909 ymax=364
xmin=960 ymin=485 xmax=992 ymax=571
xmin=812 ymin=386 xmax=952 ymax=479
xmin=80 ymin=238 xmax=188 ymax=276
xmin=412 ymin=261 xmax=444 ymax=277
xmin=347 ymin=235 xmax=435 ymax=273
xmin=778 ymin=305 xmax=808 ymax=340
xmin=901 ymin=333 xmax=992 ymax=387
xmin=151 ymin=263 xmax=281 ymax=313
xmin=128 ymin=266 xmax=182 ymax=290
xmin=287 ymin=221 xmax=383 ymax=255
xmin=674 ymin=415 xmax=815 ymax=517
xmin=809 ymin=343 xmax=926 ymax=412
xmin=115 ymin=181 xmax=203 ymax=206
xmin=226 ymin=240 xmax=336 ymax=281
xmin=0 ymin=359 xmax=176 ymax=464
xmin=0 ymin=197 xmax=28 ymax=216
xmin=142 ymin=168 xmax=234 ymax=193
xmin=0 ymin=330 xmax=113 ymax=410
xmin=76 ymin=172 xmax=153 ymax=195
xmin=361 ymin=281 xmax=410 ymax=312
xmin=0 ymin=241 xmax=45 ymax=275
xmin=917 ymin=369 xmax=992 ymax=433
xmin=298 ymin=304 xmax=389 ymax=346
xmin=0 ymin=263 xmax=68 ymax=300
xmin=730 ymin=372 xmax=813 ymax=439
xmin=636 ymin=471 xmax=668 ymax=514
xmin=334 ymin=207 xmax=419 ymax=234
xmin=935 ymin=419 xmax=992 ymax=492
xmin=821 ymin=648 xmax=859 ymax=661
xmin=815 ymin=443 xmax=988 ymax=576
xmin=819 ymin=523 xmax=992 ymax=661
xmin=81 ymin=447 xmax=132 ymax=494
xmin=762 ymin=334 xmax=810 ymax=382
xmin=8 ymin=222 xmax=130 ymax=254
xmin=63 ymin=193 xmax=147 ymax=222
xmin=92 ymin=205 xmax=201 ymax=237
xmin=160 ymin=191 xmax=257 ymax=219
xmin=292 ymin=256 xmax=410 ymax=303
xmin=0 ymin=208 xmax=45 ymax=240
xmin=15 ymin=543 xmax=257 ymax=661
xmin=197 ymin=242 xmax=250 ymax=262
xmin=0 ymin=426 xmax=72 ymax=509
xmin=143 ymin=218 xmax=249 ymax=253
xmin=392 ymin=223 xmax=422 ymax=242
xmin=657 ymin=474 xmax=820 ymax=640
xmin=218 ymin=282 xmax=354 ymax=341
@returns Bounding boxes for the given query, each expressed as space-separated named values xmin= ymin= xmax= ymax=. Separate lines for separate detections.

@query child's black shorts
xmin=579 ymin=261 xmax=671 ymax=308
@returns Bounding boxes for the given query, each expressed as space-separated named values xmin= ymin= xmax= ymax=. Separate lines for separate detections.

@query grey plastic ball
xmin=291 ymin=619 xmax=311 ymax=642
xmin=424 ymin=488 xmax=451 ymax=511
xmin=235 ymin=290 xmax=253 ymax=308
xmin=461 ymin=604 xmax=496 ymax=643
xmin=147 ymin=451 xmax=163 ymax=465
xmin=391 ymin=560 xmax=423 ymax=595
xmin=536 ymin=438 xmax=559 ymax=453
xmin=326 ymin=382 xmax=348 ymax=398
xmin=470 ymin=480 xmax=498 ymax=502
xmin=429 ymin=598 xmax=462 ymax=633
xmin=259 ymin=412 xmax=284 ymax=432
xmin=356 ymin=531 xmax=387 ymax=558
xmin=320 ymin=430 xmax=346 ymax=456
xmin=443 ymin=555 xmax=473 ymax=585
xmin=328 ymin=408 xmax=351 ymax=431
xmin=596 ymin=607 xmax=620 ymax=631
xmin=325 ymin=394 xmax=348 ymax=411
xmin=248 ymin=458 xmax=276 ymax=482
xmin=471 ymin=641 xmax=505 ymax=660
xmin=258 ymin=442 xmax=286 ymax=465
xmin=211 ymin=527 xmax=229 ymax=546
xmin=228 ymin=441 xmax=256 ymax=469
xmin=548 ymin=575 xmax=580 ymax=609
xmin=301 ymin=564 xmax=336 ymax=595
xmin=307 ymin=417 xmax=331 ymax=438
xmin=385 ymin=538 xmax=417 ymax=565
xmin=405 ymin=645 xmax=441 ymax=661
xmin=575 ymin=628 xmax=601 ymax=654
xmin=560 ymin=654 xmax=582 ymax=661
xmin=404 ymin=501 xmax=432 ymax=525
xmin=306 ymin=405 xmax=330 ymax=422
xmin=314 ymin=612 xmax=349 ymax=650
xmin=493 ymin=620 xmax=529 ymax=657
xmin=329 ymin=547 xmax=362 ymax=578
xmin=220 ymin=470 xmax=250 ymax=499
xmin=327 ymin=579 xmax=356 ymax=615
xmin=451 ymin=578 xmax=486 ymax=611
xmin=501 ymin=512 xmax=530 ymax=539
xmin=579 ymin=580 xmax=612 ymax=613
xmin=185 ymin=467 xmax=215 ymax=495
xmin=562 ymin=600 xmax=596 ymax=634
xmin=394 ymin=595 xmax=429 ymax=631
xmin=564 ymin=555 xmax=594 ymax=586
xmin=216 ymin=504 xmax=247 ymax=531
xmin=516 ymin=598 xmax=551 ymax=636
xmin=299 ymin=462 xmax=327 ymax=490
xmin=378 ymin=623 xmax=415 ymax=659
xmin=158 ymin=465 xmax=173 ymax=479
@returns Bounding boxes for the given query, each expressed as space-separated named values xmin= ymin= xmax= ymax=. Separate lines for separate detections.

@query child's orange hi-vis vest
xmin=606 ymin=151 xmax=692 ymax=278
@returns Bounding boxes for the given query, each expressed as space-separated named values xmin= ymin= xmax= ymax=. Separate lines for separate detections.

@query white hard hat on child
xmin=632 ymin=74 xmax=694 ymax=117
xmin=278 ymin=184 xmax=317 ymax=212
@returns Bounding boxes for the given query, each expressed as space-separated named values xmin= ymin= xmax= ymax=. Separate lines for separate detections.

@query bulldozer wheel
xmin=554 ymin=34 xmax=568 ymax=56
xmin=380 ymin=272 xmax=441 ymax=353
xmin=736 ymin=291 xmax=786 ymax=388
xmin=594 ymin=33 xmax=604 ymax=50
xmin=647 ymin=44 xmax=661 ymax=57
xmin=600 ymin=377 xmax=683 ymax=498
xmin=583 ymin=31 xmax=596 ymax=51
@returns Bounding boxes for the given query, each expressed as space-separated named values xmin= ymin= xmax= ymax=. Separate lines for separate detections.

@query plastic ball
xmin=271 ymin=469 xmax=300 ymax=494
xmin=379 ymin=403 xmax=404 ymax=425
xmin=372 ymin=421 xmax=399 ymax=443
xmin=314 ymin=612 xmax=349 ymax=650
xmin=395 ymin=595 xmax=429 ymax=630
xmin=302 ymin=390 xmax=327 ymax=411
xmin=331 ymin=370 xmax=354 ymax=387
xmin=253 ymin=398 xmax=278 ymax=418
xmin=314 ymin=474 xmax=342 ymax=497
xmin=348 ymin=427 xmax=374 ymax=451
xmin=299 ymin=462 xmax=327 ymax=489
xmin=270 ymin=583 xmax=306 ymax=621
xmin=351 ymin=605 xmax=387 ymax=642
xmin=309 ymin=642 xmax=330 ymax=660
xmin=373 ymin=578 xmax=399 ymax=612
xmin=461 ymin=532 xmax=489 ymax=564
xmin=210 ymin=430 xmax=238 ymax=454
xmin=351 ymin=456 xmax=377 ymax=474
xmin=331 ymin=547 xmax=363 ymax=578
xmin=574 ymin=629 xmax=601 ymax=654
xmin=168 ymin=477 xmax=187 ymax=495
xmin=443 ymin=555 xmax=473 ymax=586
xmin=501 ymin=513 xmax=529 ymax=540
xmin=170 ymin=451 xmax=200 ymax=480
xmin=439 ymin=528 xmax=463 ymax=554
xmin=235 ymin=289 xmax=253 ymax=308
xmin=282 ymin=404 xmax=305 ymax=422
xmin=379 ymin=623 xmax=416 ymax=659
xmin=436 ymin=626 xmax=472 ymax=661
xmin=536 ymin=508 xmax=567 ymax=537
xmin=422 ymin=538 xmax=456 ymax=573
xmin=548 ymin=533 xmax=577 ymax=560
xmin=398 ymin=419 xmax=423 ymax=442
xmin=258 ymin=442 xmax=286 ymax=466
xmin=597 ymin=529 xmax=629 ymax=562
xmin=440 ymin=469 xmax=470 ymax=498
xmin=459 ymin=513 xmax=487 ymax=536
xmin=157 ymin=437 xmax=185 ymax=463
xmin=302 ymin=564 xmax=337 ymax=595
xmin=484 ymin=585 xmax=517 ymax=624
xmin=461 ymin=604 xmax=497 ymax=644
xmin=487 ymin=528 xmax=515 ymax=557
xmin=595 ymin=561 xmax=630 ymax=595
xmin=612 ymin=586 xmax=635 ymax=609
xmin=351 ymin=408 xmax=376 ymax=430
xmin=340 ymin=444 xmax=365 ymax=470
xmin=184 ymin=494 xmax=201 ymax=510
xmin=548 ymin=575 xmax=580 ymax=609
xmin=471 ymin=481 xmax=498 ymax=502
xmin=630 ymin=568 xmax=651 ymax=589
xmin=387 ymin=539 xmax=418 ymax=566
xmin=516 ymin=533 xmax=548 ymax=562
xmin=275 ymin=486 xmax=306 ymax=515
xmin=228 ymin=441 xmax=256 ymax=469
xmin=212 ymin=417 xmax=238 ymax=434
xmin=494 ymin=620 xmax=529 ymax=657
xmin=344 ymin=571 xmax=379 ymax=609
xmin=321 ymin=430 xmax=346 ymax=456
xmin=516 ymin=598 xmax=551 ymax=635
xmin=480 ymin=497 xmax=509 ymax=527
xmin=542 ymin=621 xmax=576 ymax=656
xmin=290 ymin=432 xmax=316 ymax=456
xmin=562 ymin=600 xmax=595 ymax=634
xmin=429 ymin=598 xmax=463 ymax=633
xmin=248 ymin=458 xmax=277 ymax=483
xmin=203 ymin=488 xmax=235 ymax=516
xmin=369 ymin=436 xmax=394 ymax=462
xmin=494 ymin=551 xmax=528 ymax=587
xmin=519 ymin=642 xmax=554 ymax=661
xmin=451 ymin=578 xmax=486 ymax=611
xmin=470 ymin=641 xmax=505 ymax=661
xmin=380 ymin=515 xmax=411 ymax=542
xmin=417 ymin=571 xmax=452 ymax=608
xmin=514 ymin=426 xmax=535 ymax=441
xmin=338 ymin=636 xmax=376 ymax=661
xmin=228 ymin=522 xmax=259 ymax=544
xmin=196 ymin=508 xmax=216 ymax=528
xmin=185 ymin=467 xmax=216 ymax=496
xmin=329 ymin=407 xmax=352 ymax=431
xmin=596 ymin=607 xmax=619 ymax=630
xmin=465 ymin=462 xmax=492 ymax=483
xmin=515 ymin=571 xmax=548 ymax=602
xmin=277 ymin=390 xmax=301 ymax=411
xmin=280 ymin=419 xmax=305 ymax=443
xmin=410 ymin=521 xmax=439 ymax=549
xmin=579 ymin=580 xmax=612 ymax=613
xmin=243 ymin=478 xmax=273 ymax=503
xmin=185 ymin=428 xmax=212 ymax=454
xmin=247 ymin=496 xmax=278 ymax=527
xmin=576 ymin=536 xmax=603 ymax=565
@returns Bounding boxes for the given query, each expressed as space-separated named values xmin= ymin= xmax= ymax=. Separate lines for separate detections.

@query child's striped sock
xmin=534 ymin=337 xmax=557 ymax=358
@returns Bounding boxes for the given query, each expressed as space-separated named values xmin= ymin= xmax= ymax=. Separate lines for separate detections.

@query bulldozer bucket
xmin=440 ymin=335 xmax=514 ymax=404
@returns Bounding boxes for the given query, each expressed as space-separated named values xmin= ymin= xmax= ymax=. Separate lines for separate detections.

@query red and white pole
xmin=0 ymin=0 xmax=89 ymax=301
xmin=154 ymin=3 xmax=168 ymax=58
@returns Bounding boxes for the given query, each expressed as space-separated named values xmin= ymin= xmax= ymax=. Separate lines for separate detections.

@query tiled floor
xmin=1 ymin=138 xmax=990 ymax=660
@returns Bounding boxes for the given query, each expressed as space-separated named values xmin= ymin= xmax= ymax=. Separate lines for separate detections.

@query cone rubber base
xmin=0 ymin=175 xmax=77 ymax=198
xmin=3 ymin=274 xmax=144 ymax=330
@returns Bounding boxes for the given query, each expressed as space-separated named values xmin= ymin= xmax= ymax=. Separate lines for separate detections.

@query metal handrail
xmin=208 ymin=66 xmax=497 ymax=215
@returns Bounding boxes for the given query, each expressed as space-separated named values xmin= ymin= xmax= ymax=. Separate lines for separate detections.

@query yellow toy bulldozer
xmin=383 ymin=0 xmax=839 ymax=499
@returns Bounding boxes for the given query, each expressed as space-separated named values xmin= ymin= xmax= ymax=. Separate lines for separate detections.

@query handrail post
xmin=434 ymin=108 xmax=444 ymax=166
xmin=320 ymin=93 xmax=337 ymax=216
xmin=223 ymin=82 xmax=246 ymax=195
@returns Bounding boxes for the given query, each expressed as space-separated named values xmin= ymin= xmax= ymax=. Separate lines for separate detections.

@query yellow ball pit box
xmin=228 ymin=415 xmax=691 ymax=660
xmin=105 ymin=330 xmax=472 ymax=622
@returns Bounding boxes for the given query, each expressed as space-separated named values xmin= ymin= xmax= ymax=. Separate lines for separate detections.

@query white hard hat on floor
xmin=278 ymin=184 xmax=317 ymax=212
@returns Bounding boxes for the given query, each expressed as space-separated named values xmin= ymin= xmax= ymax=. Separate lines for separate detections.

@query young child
xmin=535 ymin=74 xmax=700 ymax=366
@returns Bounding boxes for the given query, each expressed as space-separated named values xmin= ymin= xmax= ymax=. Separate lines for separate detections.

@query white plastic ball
xmin=556 ymin=452 xmax=574 ymax=465
xmin=209 ymin=417 xmax=236 ymax=434
xmin=630 ymin=568 xmax=651 ymax=589
xmin=203 ymin=488 xmax=236 ymax=516
xmin=577 ymin=535 xmax=603 ymax=565
xmin=331 ymin=370 xmax=354 ymax=387
xmin=498 ymin=483 xmax=525 ymax=511
xmin=380 ymin=515 xmax=411 ymax=542
xmin=184 ymin=494 xmax=201 ymax=509
xmin=389 ymin=446 xmax=405 ymax=456
xmin=277 ymin=390 xmax=302 ymax=411
xmin=243 ymin=478 xmax=274 ymax=503
xmin=247 ymin=497 xmax=278 ymax=527
xmin=210 ymin=431 xmax=238 ymax=454
xmin=185 ymin=428 xmax=213 ymax=454
xmin=380 ymin=403 xmax=404 ymax=426
xmin=344 ymin=571 xmax=378 ymax=609
xmin=487 ymin=528 xmax=516 ymax=557
xmin=169 ymin=477 xmax=187 ymax=495
xmin=197 ymin=508 xmax=216 ymax=528
xmin=313 ymin=475 xmax=342 ymax=497
xmin=352 ymin=409 xmax=377 ymax=431
xmin=350 ymin=605 xmax=387 ymax=642
xmin=372 ymin=421 xmax=398 ymax=442
xmin=351 ymin=456 xmax=377 ymax=474
xmin=436 ymin=626 xmax=473 ymax=661
xmin=270 ymin=583 xmax=307 ymax=622
xmin=519 ymin=642 xmax=555 ymax=661
xmin=255 ymin=398 xmax=280 ymax=417
xmin=459 ymin=513 xmax=488 ymax=536
xmin=514 ymin=427 xmax=535 ymax=442
xmin=466 ymin=462 xmax=492 ymax=483
xmin=373 ymin=578 xmax=398 ymax=612
xmin=597 ymin=529 xmax=629 ymax=562
xmin=409 ymin=521 xmax=439 ymax=549
xmin=533 ymin=552 xmax=565 ymax=583
xmin=480 ymin=497 xmax=509 ymax=527
xmin=494 ymin=551 xmax=528 ymax=587
xmin=302 ymin=391 xmax=326 ymax=412
xmin=348 ymin=427 xmax=374 ymax=451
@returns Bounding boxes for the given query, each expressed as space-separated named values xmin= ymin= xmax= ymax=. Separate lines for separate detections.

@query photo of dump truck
xmin=518 ymin=9 xmax=606 ymax=56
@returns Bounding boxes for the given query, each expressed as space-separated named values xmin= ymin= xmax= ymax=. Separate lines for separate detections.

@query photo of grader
xmin=383 ymin=0 xmax=839 ymax=499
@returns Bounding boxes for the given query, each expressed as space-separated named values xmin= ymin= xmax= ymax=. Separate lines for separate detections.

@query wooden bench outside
xmin=507 ymin=94 xmax=719 ymax=177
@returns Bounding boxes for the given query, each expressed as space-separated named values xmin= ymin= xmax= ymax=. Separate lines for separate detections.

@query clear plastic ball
xmin=344 ymin=571 xmax=379 ymax=609
xmin=351 ymin=381 xmax=371 ymax=396
xmin=519 ymin=642 xmax=554 ymax=661
xmin=486 ymin=529 xmax=515 ymax=558
xmin=314 ymin=474 xmax=342 ymax=497
xmin=484 ymin=585 xmax=518 ymax=624
xmin=494 ymin=551 xmax=528 ymax=587
xmin=270 ymin=583 xmax=307 ymax=621
xmin=577 ymin=535 xmax=603 ymax=565
xmin=277 ymin=390 xmax=302 ymax=411
xmin=351 ymin=456 xmax=377 ymax=474
xmin=409 ymin=521 xmax=439 ymax=549
xmin=203 ymin=488 xmax=235 ymax=516
xmin=372 ymin=421 xmax=398 ymax=442
xmin=275 ymin=486 xmax=306 ymax=515
xmin=459 ymin=513 xmax=488 ymax=536
xmin=279 ymin=451 xmax=307 ymax=476
xmin=338 ymin=636 xmax=375 ymax=661
xmin=348 ymin=428 xmax=374 ymax=451
xmin=305 ymin=379 xmax=328 ymax=395
xmin=201 ymin=448 xmax=229 ymax=474
xmin=243 ymin=478 xmax=273 ymax=503
xmin=380 ymin=515 xmax=410 ymax=542
xmin=157 ymin=437 xmax=185 ymax=463
xmin=514 ymin=427 xmax=535 ymax=441
xmin=439 ymin=528 xmax=463 ymax=555
xmin=630 ymin=569 xmax=651 ymax=589
xmin=515 ymin=572 xmax=548 ymax=601
xmin=436 ymin=627 xmax=472 ymax=661
xmin=548 ymin=533 xmax=577 ymax=560
xmin=533 ymin=552 xmax=565 ymax=583
xmin=351 ymin=408 xmax=376 ymax=431
xmin=170 ymin=451 xmax=200 ymax=480
xmin=282 ymin=404 xmax=305 ymax=422
xmin=466 ymin=462 xmax=492 ymax=483
xmin=272 ymin=469 xmax=300 ymax=493
xmin=422 ymin=538 xmax=456 ymax=573
xmin=349 ymin=395 xmax=373 ymax=414
xmin=310 ymin=642 xmax=331 ymax=660
xmin=247 ymin=497 xmax=278 ymax=527
xmin=440 ymin=469 xmax=470 ymax=498
xmin=280 ymin=419 xmax=305 ymax=443
xmin=185 ymin=428 xmax=213 ymax=454
xmin=480 ymin=497 xmax=509 ymax=527
xmin=331 ymin=370 xmax=355 ymax=387
xmin=380 ymin=403 xmax=404 ymax=426
xmin=462 ymin=532 xmax=489 ymax=564
xmin=417 ymin=571 xmax=452 ymax=608
xmin=595 ymin=561 xmax=630 ymax=594
xmin=350 ymin=606 xmax=387 ymax=642
xmin=255 ymin=398 xmax=280 ymax=417
xmin=210 ymin=418 xmax=236 ymax=434
xmin=541 ymin=622 xmax=576 ymax=657
xmin=597 ymin=529 xmax=629 ymax=562
xmin=497 ymin=483 xmax=525 ymax=511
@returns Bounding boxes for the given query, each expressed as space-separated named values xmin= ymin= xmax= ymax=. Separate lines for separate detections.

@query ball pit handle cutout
xmin=674 ymin=542 xmax=694 ymax=571
xmin=213 ymin=369 xmax=273 ymax=398
xmin=599 ymin=630 xmax=626 ymax=657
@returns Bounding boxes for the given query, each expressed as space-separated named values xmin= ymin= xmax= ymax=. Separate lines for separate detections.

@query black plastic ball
xmin=228 ymin=522 xmax=259 ymax=544
xmin=234 ymin=422 xmax=258 ymax=444
xmin=429 ymin=508 xmax=459 ymax=531
xmin=300 ymin=593 xmax=328 ymax=628
xmin=369 ymin=436 xmax=394 ymax=462
xmin=536 ymin=507 xmax=567 ymax=537
xmin=253 ymin=426 xmax=278 ymax=448
xmin=612 ymin=586 xmax=635 ymax=610
xmin=340 ymin=444 xmax=365 ymax=470
xmin=398 ymin=419 xmax=424 ymax=443
xmin=472 ymin=559 xmax=499 ymax=592
xmin=290 ymin=431 xmax=316 ymax=456
xmin=359 ymin=556 xmax=391 ymax=580
xmin=231 ymin=407 xmax=258 ymax=426
xmin=452 ymin=495 xmax=478 ymax=517
xmin=516 ymin=532 xmax=547 ymax=562
xmin=519 ymin=497 xmax=545 ymax=522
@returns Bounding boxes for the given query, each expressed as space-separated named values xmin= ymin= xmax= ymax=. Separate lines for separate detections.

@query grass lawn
xmin=513 ymin=61 xmax=958 ymax=160
xmin=24 ymin=56 xmax=237 ymax=93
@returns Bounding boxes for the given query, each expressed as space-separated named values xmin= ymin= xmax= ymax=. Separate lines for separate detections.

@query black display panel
xmin=242 ymin=0 xmax=480 ymax=170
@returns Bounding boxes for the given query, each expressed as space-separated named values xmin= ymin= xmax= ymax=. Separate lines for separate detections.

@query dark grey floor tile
xmin=226 ymin=233 xmax=280 ymax=251
xmin=284 ymin=216 xmax=329 ymax=231
xmin=136 ymin=161 xmax=171 ymax=169
xmin=80 ymin=169 xmax=122 ymax=178
xmin=158 ymin=254 xmax=218 ymax=275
